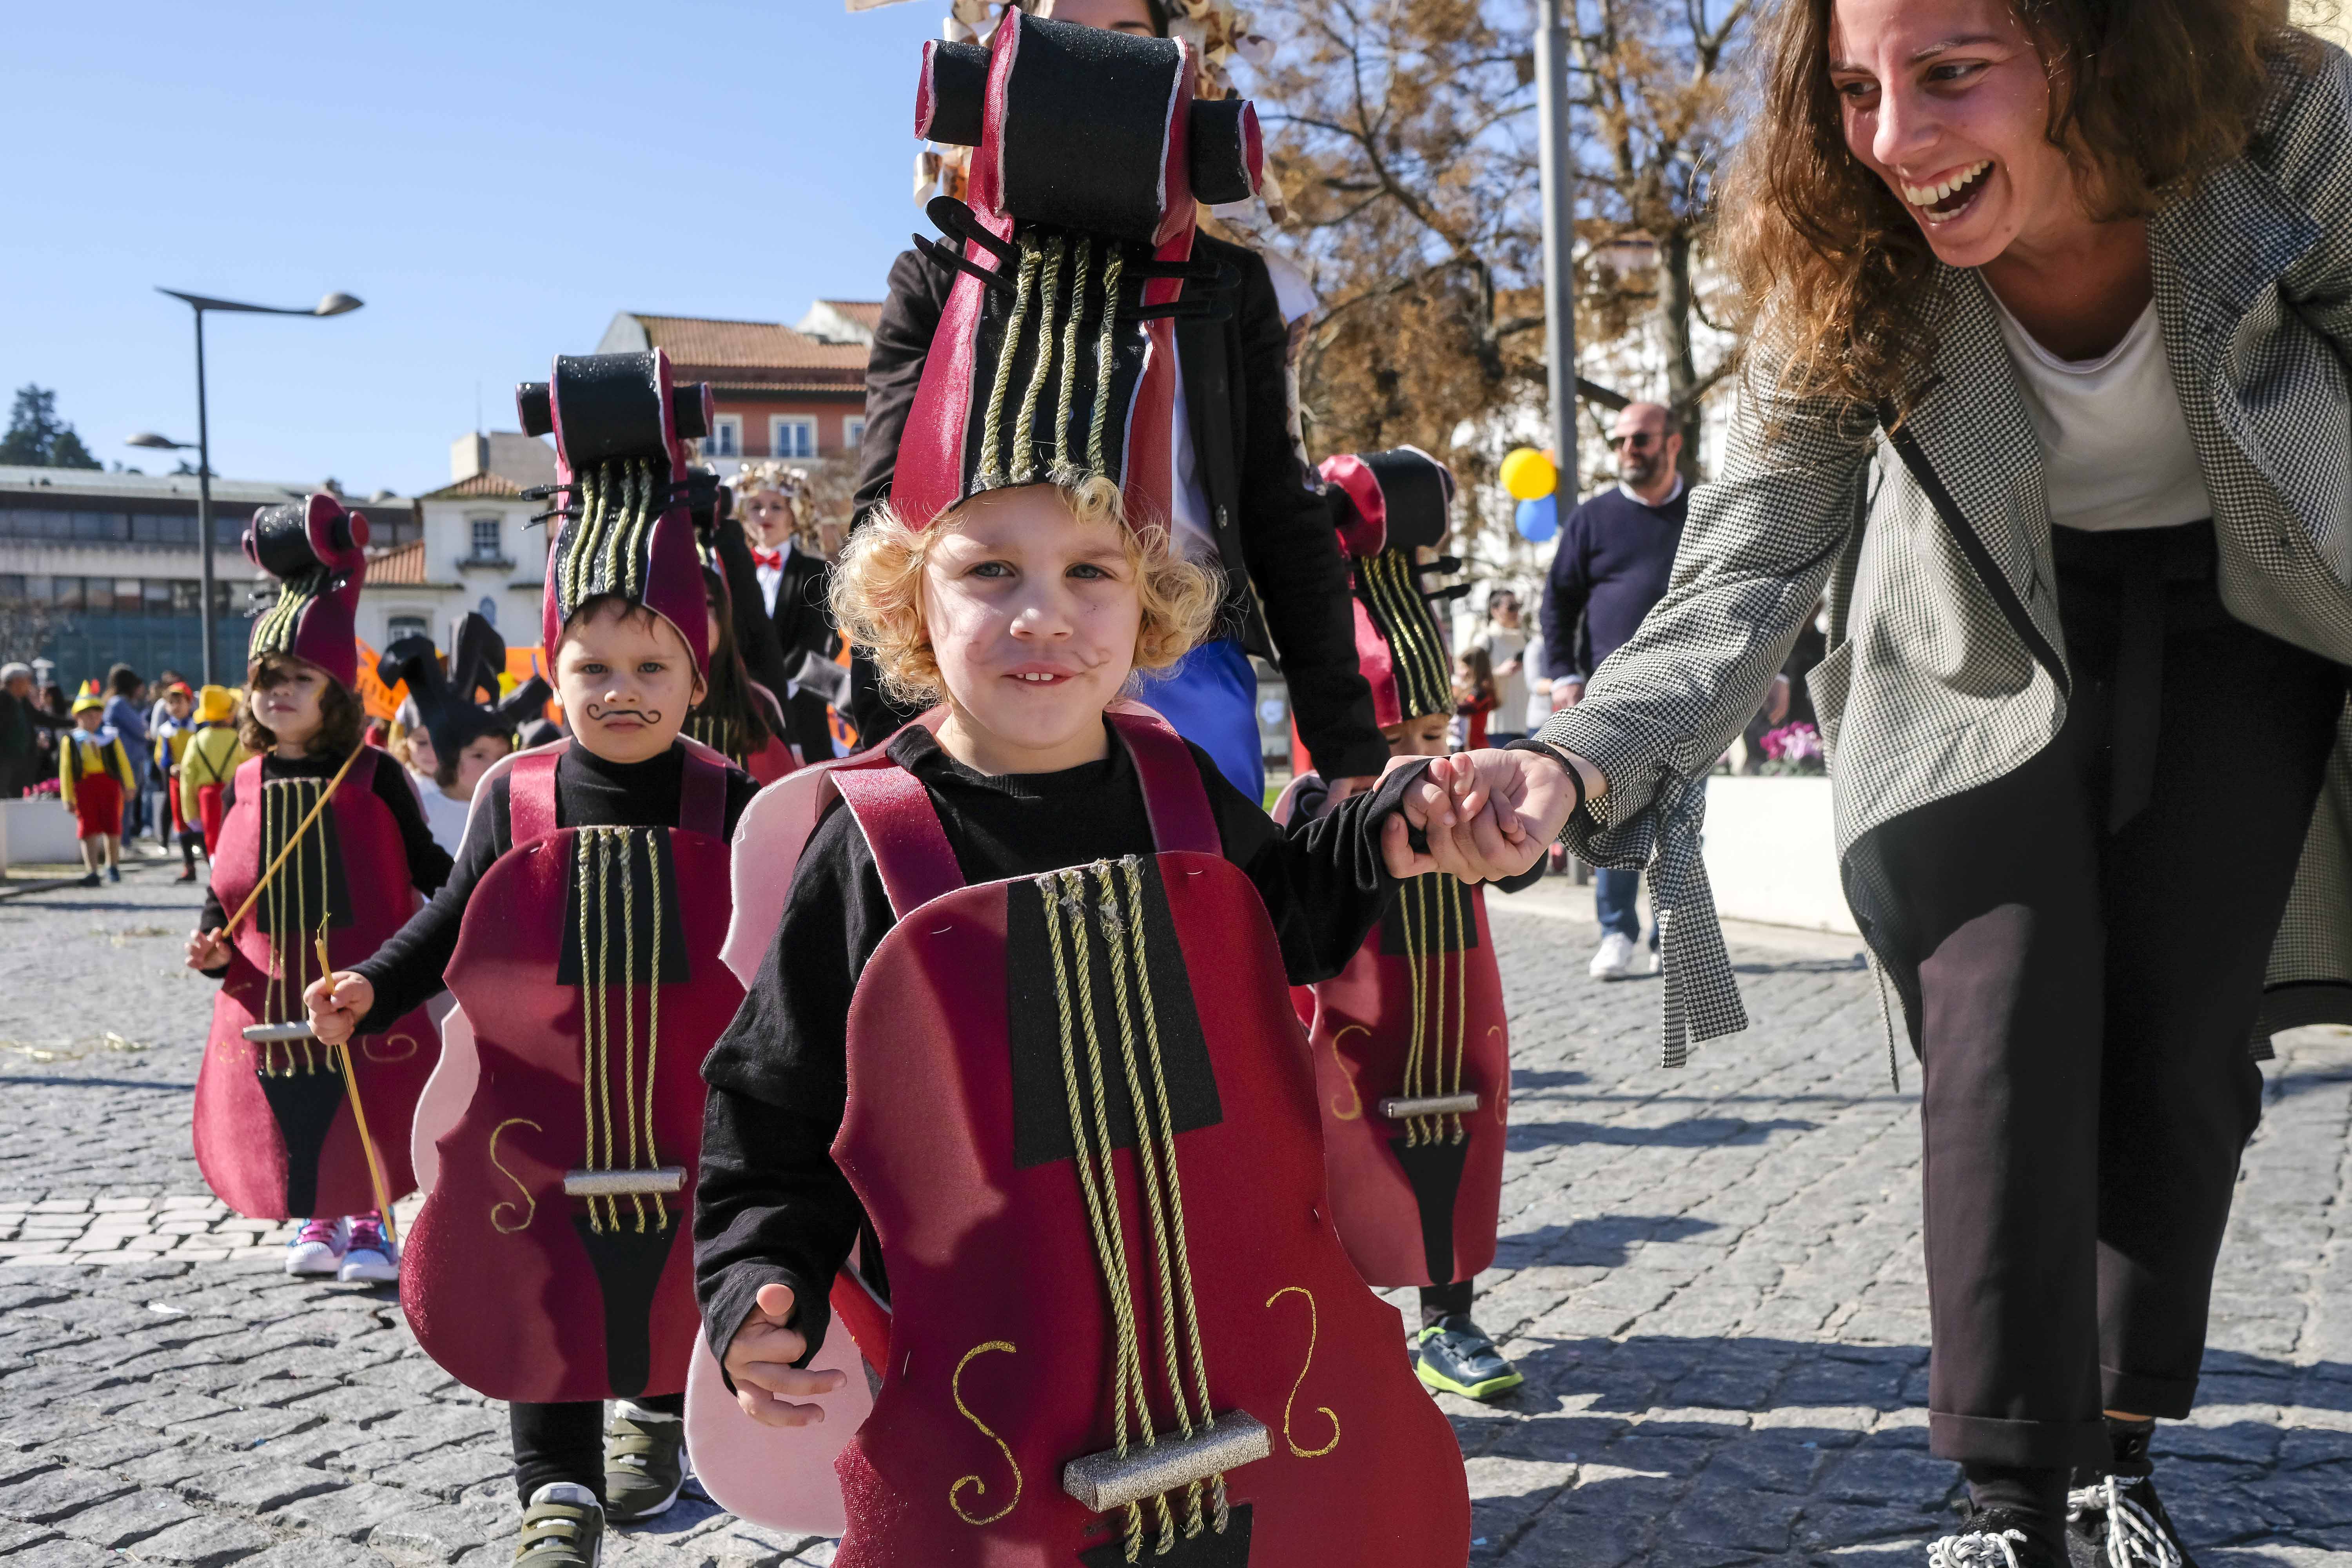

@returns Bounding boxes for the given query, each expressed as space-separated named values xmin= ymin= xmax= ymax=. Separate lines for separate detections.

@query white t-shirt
xmin=1990 ymin=296 xmax=2213 ymax=533
xmin=407 ymin=767 xmax=474 ymax=857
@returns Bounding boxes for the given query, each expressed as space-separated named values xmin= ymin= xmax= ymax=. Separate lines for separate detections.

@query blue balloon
xmin=1515 ymin=494 xmax=1558 ymax=543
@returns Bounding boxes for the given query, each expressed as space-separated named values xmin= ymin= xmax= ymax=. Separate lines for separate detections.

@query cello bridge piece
xmin=1378 ymin=1092 xmax=1479 ymax=1120
xmin=1060 ymin=1412 xmax=1270 ymax=1513
xmin=241 ymin=1022 xmax=319 ymax=1044
xmin=561 ymin=1167 xmax=687 ymax=1198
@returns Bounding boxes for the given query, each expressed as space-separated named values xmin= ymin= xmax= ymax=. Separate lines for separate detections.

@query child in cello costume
xmin=182 ymin=493 xmax=454 ymax=1285
xmin=685 ymin=16 xmax=1564 ymax=1563
xmin=1275 ymin=448 xmax=1537 ymax=1403
xmin=305 ymin=351 xmax=762 ymax=1568
xmin=378 ymin=612 xmax=550 ymax=857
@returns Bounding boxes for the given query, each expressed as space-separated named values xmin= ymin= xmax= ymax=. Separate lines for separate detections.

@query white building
xmin=359 ymin=434 xmax=555 ymax=652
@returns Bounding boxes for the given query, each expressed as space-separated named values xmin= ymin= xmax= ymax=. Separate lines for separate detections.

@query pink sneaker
xmin=284 ymin=1217 xmax=344 ymax=1277
xmin=338 ymin=1212 xmax=398 ymax=1284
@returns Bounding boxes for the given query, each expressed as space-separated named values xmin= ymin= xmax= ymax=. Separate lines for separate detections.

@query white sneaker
xmin=283 ymin=1217 xmax=345 ymax=1276
xmin=337 ymin=1213 xmax=398 ymax=1284
xmin=1642 ymin=945 xmax=1662 ymax=976
xmin=1588 ymin=932 xmax=1637 ymax=980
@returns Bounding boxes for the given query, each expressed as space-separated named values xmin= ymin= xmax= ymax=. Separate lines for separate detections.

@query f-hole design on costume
xmin=250 ymin=778 xmax=352 ymax=1217
xmin=565 ymin=826 xmax=684 ymax=1398
xmin=1034 ymin=858 xmax=1271 ymax=1563
xmin=1263 ymin=1286 xmax=1340 ymax=1459
xmin=949 ymin=1340 xmax=1022 ymax=1526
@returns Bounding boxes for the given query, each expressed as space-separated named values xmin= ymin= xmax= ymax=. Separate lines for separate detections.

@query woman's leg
xmin=2094 ymin=617 xmax=2342 ymax=1419
xmin=1866 ymin=707 xmax=2111 ymax=1476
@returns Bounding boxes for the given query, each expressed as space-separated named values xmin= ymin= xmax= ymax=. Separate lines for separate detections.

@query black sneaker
xmin=1411 ymin=1314 xmax=1524 ymax=1401
xmin=2067 ymin=1474 xmax=2195 ymax=1568
xmin=76 ymin=873 xmax=100 ymax=887
xmin=1927 ymin=1506 xmax=2068 ymax=1567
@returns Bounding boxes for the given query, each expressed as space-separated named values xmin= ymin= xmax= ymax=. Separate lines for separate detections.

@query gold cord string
xmin=1114 ymin=858 xmax=1230 ymax=1533
xmin=1037 ymin=872 xmax=1152 ymax=1560
xmin=1400 ymin=874 xmax=1428 ymax=1144
xmin=1051 ymin=235 xmax=1091 ymax=485
xmin=576 ymin=831 xmax=607 ymax=1232
xmin=1448 ymin=881 xmax=1468 ymax=1143
xmin=1010 ymin=235 xmax=1065 ymax=485
xmin=1088 ymin=249 xmax=1127 ymax=478
xmin=978 ymin=240 xmax=1042 ymax=490
xmin=619 ymin=829 xmax=646 ymax=1234
xmin=644 ymin=831 xmax=667 ymax=1232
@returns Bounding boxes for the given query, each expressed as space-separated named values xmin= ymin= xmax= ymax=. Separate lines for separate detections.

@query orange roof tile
xmin=627 ymin=315 xmax=869 ymax=372
xmin=367 ymin=539 xmax=428 ymax=584
xmin=418 ymin=471 xmax=531 ymax=500
xmin=817 ymin=300 xmax=885 ymax=331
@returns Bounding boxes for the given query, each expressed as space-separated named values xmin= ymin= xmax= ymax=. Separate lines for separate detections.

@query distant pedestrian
xmin=58 ymin=682 xmax=129 ymax=886
xmin=1540 ymin=400 xmax=1687 ymax=981
xmin=1469 ymin=590 xmax=1530 ymax=744
xmin=101 ymin=665 xmax=150 ymax=845
xmin=1451 ymin=645 xmax=1495 ymax=752
xmin=0 ymin=662 xmax=71 ymax=798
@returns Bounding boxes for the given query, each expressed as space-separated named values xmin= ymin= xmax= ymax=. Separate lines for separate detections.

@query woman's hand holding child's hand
xmin=302 ymin=973 xmax=374 ymax=1048
xmin=1392 ymin=749 xmax=1584 ymax=884
xmin=724 ymin=1281 xmax=849 ymax=1428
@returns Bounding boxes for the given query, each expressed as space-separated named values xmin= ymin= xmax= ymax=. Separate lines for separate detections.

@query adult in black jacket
xmin=732 ymin=466 xmax=842 ymax=764
xmin=849 ymin=5 xmax=1385 ymax=797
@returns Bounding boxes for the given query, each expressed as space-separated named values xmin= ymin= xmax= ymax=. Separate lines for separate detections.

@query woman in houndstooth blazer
xmin=1506 ymin=0 xmax=2352 ymax=1561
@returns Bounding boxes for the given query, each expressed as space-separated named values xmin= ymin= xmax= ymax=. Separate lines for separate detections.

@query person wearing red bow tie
xmin=730 ymin=462 xmax=845 ymax=762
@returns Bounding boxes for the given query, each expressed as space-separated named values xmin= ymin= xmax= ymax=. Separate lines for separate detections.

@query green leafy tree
xmin=0 ymin=385 xmax=102 ymax=470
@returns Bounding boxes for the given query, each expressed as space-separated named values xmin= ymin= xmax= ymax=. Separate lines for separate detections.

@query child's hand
xmin=1409 ymin=749 xmax=1588 ymax=884
xmin=724 ymin=1281 xmax=849 ymax=1427
xmin=185 ymin=927 xmax=230 ymax=971
xmin=303 ymin=972 xmax=372 ymax=1047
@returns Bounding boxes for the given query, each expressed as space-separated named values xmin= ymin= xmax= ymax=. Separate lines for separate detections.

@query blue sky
xmin=2 ymin=0 xmax=947 ymax=497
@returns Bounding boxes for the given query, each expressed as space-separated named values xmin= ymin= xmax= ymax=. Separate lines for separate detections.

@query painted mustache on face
xmin=585 ymin=704 xmax=661 ymax=725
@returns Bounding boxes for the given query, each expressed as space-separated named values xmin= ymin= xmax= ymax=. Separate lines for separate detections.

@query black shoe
xmin=106 ymin=866 xmax=119 ymax=883
xmin=76 ymin=872 xmax=101 ymax=887
xmin=1411 ymin=1314 xmax=1524 ymax=1401
xmin=1927 ymin=1506 xmax=2068 ymax=1567
xmin=2067 ymin=1473 xmax=2195 ymax=1568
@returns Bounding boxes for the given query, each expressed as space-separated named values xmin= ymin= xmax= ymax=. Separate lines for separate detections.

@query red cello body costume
xmin=822 ymin=711 xmax=1467 ymax=1566
xmin=197 ymin=749 xmax=439 ymax=1219
xmin=1288 ymin=449 xmax=1510 ymax=1290
xmin=399 ymin=742 xmax=740 ymax=1403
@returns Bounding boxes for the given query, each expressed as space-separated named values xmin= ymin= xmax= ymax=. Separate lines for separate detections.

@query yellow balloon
xmin=1500 ymin=447 xmax=1557 ymax=501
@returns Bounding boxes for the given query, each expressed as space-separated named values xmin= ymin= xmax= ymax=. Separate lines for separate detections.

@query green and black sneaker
xmin=604 ymin=1401 xmax=688 ymax=1523
xmin=515 ymin=1482 xmax=603 ymax=1566
xmin=1412 ymin=1314 xmax=1524 ymax=1401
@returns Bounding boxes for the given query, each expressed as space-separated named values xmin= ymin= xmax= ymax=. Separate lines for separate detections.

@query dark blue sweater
xmin=1539 ymin=483 xmax=1688 ymax=681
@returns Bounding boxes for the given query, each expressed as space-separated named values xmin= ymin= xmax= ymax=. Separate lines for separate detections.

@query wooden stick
xmin=318 ymin=922 xmax=398 ymax=1247
xmin=218 ymin=746 xmax=367 ymax=941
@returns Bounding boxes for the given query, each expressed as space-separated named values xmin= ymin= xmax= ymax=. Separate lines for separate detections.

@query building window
xmin=52 ymin=577 xmax=83 ymax=611
xmin=770 ymin=417 xmax=817 ymax=460
xmin=171 ymin=581 xmax=201 ymax=613
xmin=708 ymin=415 xmax=743 ymax=459
xmin=387 ymin=615 xmax=429 ymax=644
xmin=470 ymin=516 xmax=503 ymax=561
xmin=477 ymin=596 xmax=497 ymax=627
xmin=143 ymin=581 xmax=174 ymax=615
xmin=844 ymin=416 xmax=867 ymax=451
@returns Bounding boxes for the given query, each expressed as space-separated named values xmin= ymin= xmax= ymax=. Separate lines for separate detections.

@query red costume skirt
xmin=72 ymin=775 xmax=121 ymax=841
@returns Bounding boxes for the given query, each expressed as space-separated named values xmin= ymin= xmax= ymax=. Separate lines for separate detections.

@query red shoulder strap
xmin=343 ymin=744 xmax=379 ymax=795
xmin=833 ymin=762 xmax=966 ymax=919
xmin=233 ymin=753 xmax=266 ymax=799
xmin=1109 ymin=708 xmax=1219 ymax=855
xmin=508 ymin=744 xmax=565 ymax=844
xmin=679 ymin=746 xmax=728 ymax=838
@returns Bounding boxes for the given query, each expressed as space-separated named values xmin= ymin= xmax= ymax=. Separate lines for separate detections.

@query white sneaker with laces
xmin=1588 ymin=932 xmax=1636 ymax=980
xmin=1642 ymin=945 xmax=1662 ymax=976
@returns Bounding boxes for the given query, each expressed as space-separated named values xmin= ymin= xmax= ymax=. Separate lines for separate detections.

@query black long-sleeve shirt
xmin=350 ymin=742 xmax=760 ymax=1032
xmin=694 ymin=723 xmax=1423 ymax=1372
xmin=198 ymin=749 xmax=454 ymax=939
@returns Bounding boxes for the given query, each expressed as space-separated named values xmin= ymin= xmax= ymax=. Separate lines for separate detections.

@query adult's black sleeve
xmin=851 ymin=249 xmax=951 ymax=527
xmin=351 ymin=777 xmax=504 ymax=1032
xmin=695 ymin=803 xmax=888 ymax=1372
xmin=370 ymin=757 xmax=455 ymax=897
xmin=1225 ymin=258 xmax=1387 ymax=784
xmin=1540 ymin=505 xmax=1597 ymax=682
xmin=1197 ymin=742 xmax=1426 ymax=985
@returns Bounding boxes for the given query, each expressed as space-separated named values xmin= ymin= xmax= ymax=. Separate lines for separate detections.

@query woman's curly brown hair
xmin=1720 ymin=0 xmax=2311 ymax=417
xmin=831 ymin=483 xmax=1221 ymax=711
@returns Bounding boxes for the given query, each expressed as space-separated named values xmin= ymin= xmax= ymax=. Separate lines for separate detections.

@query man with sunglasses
xmin=1541 ymin=402 xmax=1689 ymax=981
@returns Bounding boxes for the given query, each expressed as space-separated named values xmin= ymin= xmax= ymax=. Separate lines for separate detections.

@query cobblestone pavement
xmin=0 ymin=865 xmax=2345 ymax=1566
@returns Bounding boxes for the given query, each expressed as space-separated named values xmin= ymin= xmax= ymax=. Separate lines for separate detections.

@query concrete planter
xmin=1 ymin=797 xmax=84 ymax=871
xmin=1700 ymin=775 xmax=1857 ymax=935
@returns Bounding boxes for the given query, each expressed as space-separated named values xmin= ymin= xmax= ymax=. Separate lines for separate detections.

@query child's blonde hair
xmin=831 ymin=482 xmax=1220 ymax=710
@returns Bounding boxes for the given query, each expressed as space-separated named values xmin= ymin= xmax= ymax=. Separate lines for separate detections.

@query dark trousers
xmin=510 ymin=1390 xmax=683 ymax=1506
xmin=1862 ymin=523 xmax=2343 ymax=1469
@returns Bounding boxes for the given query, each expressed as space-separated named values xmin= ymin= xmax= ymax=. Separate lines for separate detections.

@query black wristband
xmin=1504 ymin=737 xmax=1586 ymax=829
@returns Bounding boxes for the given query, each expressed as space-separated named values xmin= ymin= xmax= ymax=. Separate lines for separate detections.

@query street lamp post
xmin=133 ymin=290 xmax=362 ymax=685
xmin=1537 ymin=0 xmax=1579 ymax=509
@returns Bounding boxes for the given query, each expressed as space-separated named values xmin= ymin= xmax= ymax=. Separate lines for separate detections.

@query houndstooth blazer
xmin=1537 ymin=40 xmax=2352 ymax=1067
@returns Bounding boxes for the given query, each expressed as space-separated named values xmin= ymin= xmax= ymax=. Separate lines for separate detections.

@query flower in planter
xmin=1758 ymin=721 xmax=1826 ymax=775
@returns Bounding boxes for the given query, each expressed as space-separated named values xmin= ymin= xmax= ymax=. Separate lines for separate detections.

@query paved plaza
xmin=0 ymin=861 xmax=2345 ymax=1565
